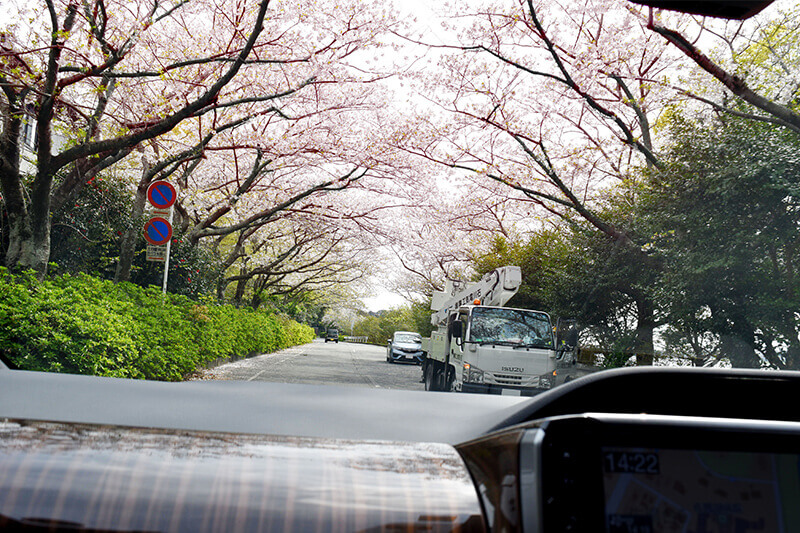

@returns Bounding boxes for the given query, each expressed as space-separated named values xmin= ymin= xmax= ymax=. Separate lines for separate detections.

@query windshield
xmin=395 ymin=334 xmax=421 ymax=344
xmin=0 ymin=0 xmax=796 ymax=391
xmin=469 ymin=308 xmax=553 ymax=348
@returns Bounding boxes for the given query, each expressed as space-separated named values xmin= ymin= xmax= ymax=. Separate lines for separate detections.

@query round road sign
xmin=144 ymin=217 xmax=173 ymax=246
xmin=147 ymin=181 xmax=177 ymax=209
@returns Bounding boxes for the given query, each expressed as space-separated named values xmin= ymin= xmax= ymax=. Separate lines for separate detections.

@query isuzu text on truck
xmin=422 ymin=266 xmax=574 ymax=396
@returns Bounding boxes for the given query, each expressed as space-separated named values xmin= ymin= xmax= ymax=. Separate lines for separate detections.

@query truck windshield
xmin=469 ymin=308 xmax=553 ymax=348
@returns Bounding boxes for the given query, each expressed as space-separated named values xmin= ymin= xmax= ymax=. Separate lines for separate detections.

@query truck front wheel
xmin=424 ymin=363 xmax=439 ymax=391
xmin=424 ymin=362 xmax=450 ymax=392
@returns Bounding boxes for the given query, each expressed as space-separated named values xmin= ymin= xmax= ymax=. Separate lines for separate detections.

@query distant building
xmin=17 ymin=103 xmax=67 ymax=176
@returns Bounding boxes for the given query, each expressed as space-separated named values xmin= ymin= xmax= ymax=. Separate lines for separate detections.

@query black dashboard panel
xmin=6 ymin=367 xmax=800 ymax=445
xmin=455 ymin=368 xmax=800 ymax=533
xmin=488 ymin=366 xmax=800 ymax=430
xmin=467 ymin=414 xmax=800 ymax=533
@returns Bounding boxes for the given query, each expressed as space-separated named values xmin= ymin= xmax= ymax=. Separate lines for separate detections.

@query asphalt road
xmin=193 ymin=338 xmax=425 ymax=391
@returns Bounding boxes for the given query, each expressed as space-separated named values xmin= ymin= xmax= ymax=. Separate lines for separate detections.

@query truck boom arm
xmin=430 ymin=266 xmax=522 ymax=326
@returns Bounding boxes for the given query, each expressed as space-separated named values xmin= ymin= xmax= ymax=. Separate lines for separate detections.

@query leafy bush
xmin=49 ymin=175 xmax=132 ymax=280
xmin=130 ymin=230 xmax=226 ymax=299
xmin=352 ymin=305 xmax=430 ymax=346
xmin=0 ymin=268 xmax=315 ymax=381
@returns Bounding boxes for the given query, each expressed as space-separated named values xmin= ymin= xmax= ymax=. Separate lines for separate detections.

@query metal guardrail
xmin=578 ymin=347 xmax=656 ymax=365
xmin=343 ymin=336 xmax=369 ymax=344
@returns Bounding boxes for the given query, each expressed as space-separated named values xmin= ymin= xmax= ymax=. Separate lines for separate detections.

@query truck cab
xmin=425 ymin=304 xmax=559 ymax=395
xmin=423 ymin=266 xmax=573 ymax=396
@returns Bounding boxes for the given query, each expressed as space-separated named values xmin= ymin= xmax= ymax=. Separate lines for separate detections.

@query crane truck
xmin=422 ymin=266 xmax=574 ymax=396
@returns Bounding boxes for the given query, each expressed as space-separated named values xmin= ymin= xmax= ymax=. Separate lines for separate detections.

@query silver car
xmin=386 ymin=331 xmax=425 ymax=364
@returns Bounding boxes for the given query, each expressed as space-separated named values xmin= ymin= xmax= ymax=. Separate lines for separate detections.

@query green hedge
xmin=0 ymin=268 xmax=315 ymax=381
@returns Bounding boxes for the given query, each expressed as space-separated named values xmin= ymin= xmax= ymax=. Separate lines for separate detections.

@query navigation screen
xmin=602 ymin=447 xmax=800 ymax=532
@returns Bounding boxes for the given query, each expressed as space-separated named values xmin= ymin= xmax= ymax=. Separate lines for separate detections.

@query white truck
xmin=422 ymin=266 xmax=574 ymax=396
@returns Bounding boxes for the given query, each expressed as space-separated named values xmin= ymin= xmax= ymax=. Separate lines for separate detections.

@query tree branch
xmin=679 ymin=88 xmax=796 ymax=128
xmin=648 ymin=20 xmax=800 ymax=135
xmin=49 ymin=0 xmax=273 ymax=171
xmin=188 ymin=167 xmax=367 ymax=241
xmin=524 ymin=0 xmax=663 ymax=168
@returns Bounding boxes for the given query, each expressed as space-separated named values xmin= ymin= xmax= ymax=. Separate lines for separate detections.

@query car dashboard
xmin=0 ymin=421 xmax=485 ymax=532
xmin=2 ymin=367 xmax=800 ymax=532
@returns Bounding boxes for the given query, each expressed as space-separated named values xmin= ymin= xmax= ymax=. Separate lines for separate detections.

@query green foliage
xmin=471 ymin=225 xmax=658 ymax=356
xmin=409 ymin=301 xmax=434 ymax=338
xmin=352 ymin=305 xmax=428 ymax=345
xmin=261 ymin=292 xmax=329 ymax=332
xmin=726 ymin=6 xmax=800 ymax=105
xmin=131 ymin=229 xmax=226 ymax=300
xmin=49 ymin=175 xmax=131 ymax=280
xmin=471 ymin=230 xmax=580 ymax=313
xmin=468 ymin=109 xmax=800 ymax=369
xmin=0 ymin=268 xmax=315 ymax=381
xmin=640 ymin=113 xmax=800 ymax=368
xmin=475 ymin=110 xmax=800 ymax=369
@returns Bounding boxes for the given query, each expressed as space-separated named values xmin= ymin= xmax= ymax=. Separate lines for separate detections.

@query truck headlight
xmin=539 ymin=370 xmax=556 ymax=389
xmin=464 ymin=363 xmax=484 ymax=384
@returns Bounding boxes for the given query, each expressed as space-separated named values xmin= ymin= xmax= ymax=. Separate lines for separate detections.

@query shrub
xmin=0 ymin=268 xmax=315 ymax=381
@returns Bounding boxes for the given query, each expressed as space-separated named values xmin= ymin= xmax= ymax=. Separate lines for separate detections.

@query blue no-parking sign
xmin=143 ymin=217 xmax=173 ymax=246
xmin=147 ymin=181 xmax=177 ymax=209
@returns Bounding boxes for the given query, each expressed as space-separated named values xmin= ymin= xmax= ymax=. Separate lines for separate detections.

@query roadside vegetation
xmin=347 ymin=303 xmax=433 ymax=347
xmin=0 ymin=268 xmax=315 ymax=381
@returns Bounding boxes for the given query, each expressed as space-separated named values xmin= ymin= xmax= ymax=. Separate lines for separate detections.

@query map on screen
xmin=602 ymin=448 xmax=800 ymax=533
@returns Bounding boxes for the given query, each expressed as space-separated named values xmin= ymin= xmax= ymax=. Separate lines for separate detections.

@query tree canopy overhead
xmin=3 ymin=0 xmax=800 ymax=370
xmin=0 ymin=0 xmax=408 ymax=276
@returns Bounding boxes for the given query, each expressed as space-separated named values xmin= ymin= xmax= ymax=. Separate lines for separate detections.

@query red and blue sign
xmin=143 ymin=217 xmax=173 ymax=246
xmin=147 ymin=181 xmax=177 ymax=209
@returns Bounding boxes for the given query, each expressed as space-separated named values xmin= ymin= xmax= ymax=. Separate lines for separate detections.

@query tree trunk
xmin=0 ymin=92 xmax=31 ymax=270
xmin=721 ymin=330 xmax=760 ymax=368
xmin=634 ymin=299 xmax=656 ymax=366
xmin=5 ymin=168 xmax=54 ymax=276
xmin=115 ymin=161 xmax=152 ymax=282
xmin=10 ymin=216 xmax=51 ymax=276
xmin=783 ymin=345 xmax=800 ymax=371
xmin=250 ymin=276 xmax=267 ymax=309
xmin=234 ymin=277 xmax=248 ymax=306
xmin=232 ymin=260 xmax=250 ymax=306
xmin=216 ymin=277 xmax=228 ymax=300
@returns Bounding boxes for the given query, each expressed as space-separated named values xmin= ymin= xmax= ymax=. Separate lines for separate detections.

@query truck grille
xmin=494 ymin=373 xmax=523 ymax=385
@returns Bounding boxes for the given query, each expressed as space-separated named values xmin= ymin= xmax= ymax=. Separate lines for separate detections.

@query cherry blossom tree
xmin=219 ymin=215 xmax=378 ymax=307
xmin=387 ymin=0 xmax=694 ymax=360
xmin=393 ymin=0 xmax=797 ymax=364
xmin=404 ymin=0 xmax=688 ymax=232
xmin=0 ymin=0 xmax=270 ymax=274
xmin=361 ymin=159 xmax=532 ymax=302
xmin=0 ymin=0 xmax=404 ymax=277
xmin=643 ymin=0 xmax=800 ymax=134
xmin=114 ymin=73 xmax=422 ymax=297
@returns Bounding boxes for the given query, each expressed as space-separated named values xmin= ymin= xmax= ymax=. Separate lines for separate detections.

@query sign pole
xmin=144 ymin=180 xmax=178 ymax=298
xmin=161 ymin=205 xmax=174 ymax=296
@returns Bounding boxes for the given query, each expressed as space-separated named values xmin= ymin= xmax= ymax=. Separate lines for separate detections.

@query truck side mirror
xmin=565 ymin=328 xmax=578 ymax=348
xmin=450 ymin=320 xmax=463 ymax=339
xmin=556 ymin=318 xmax=578 ymax=349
